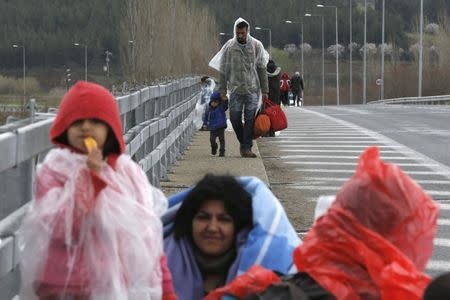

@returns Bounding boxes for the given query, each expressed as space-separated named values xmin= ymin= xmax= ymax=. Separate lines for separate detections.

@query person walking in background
xmin=265 ymin=59 xmax=281 ymax=137
xmin=199 ymin=76 xmax=215 ymax=131
xmin=266 ymin=60 xmax=281 ymax=106
xmin=203 ymin=91 xmax=228 ymax=157
xmin=280 ymin=72 xmax=290 ymax=106
xmin=209 ymin=17 xmax=269 ymax=158
xmin=290 ymin=71 xmax=304 ymax=107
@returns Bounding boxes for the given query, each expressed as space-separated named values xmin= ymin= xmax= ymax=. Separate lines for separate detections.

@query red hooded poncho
xmin=294 ymin=147 xmax=438 ymax=300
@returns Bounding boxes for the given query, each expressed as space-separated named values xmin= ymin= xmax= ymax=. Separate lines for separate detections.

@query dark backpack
xmin=245 ymin=272 xmax=335 ymax=300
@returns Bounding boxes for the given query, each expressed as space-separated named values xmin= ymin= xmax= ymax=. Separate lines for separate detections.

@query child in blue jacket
xmin=203 ymin=91 xmax=228 ymax=156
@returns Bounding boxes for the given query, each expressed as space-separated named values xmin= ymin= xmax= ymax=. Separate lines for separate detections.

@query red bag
xmin=253 ymin=113 xmax=271 ymax=139
xmin=263 ymin=99 xmax=287 ymax=131
xmin=204 ymin=265 xmax=280 ymax=300
xmin=293 ymin=147 xmax=438 ymax=300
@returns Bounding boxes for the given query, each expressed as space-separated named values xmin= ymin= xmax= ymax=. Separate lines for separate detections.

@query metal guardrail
xmin=368 ymin=95 xmax=450 ymax=105
xmin=0 ymin=77 xmax=201 ymax=298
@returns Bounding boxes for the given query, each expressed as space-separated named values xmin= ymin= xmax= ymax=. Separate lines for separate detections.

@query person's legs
xmin=210 ymin=130 xmax=218 ymax=155
xmin=229 ymin=93 xmax=245 ymax=147
xmin=291 ymin=92 xmax=296 ymax=106
xmin=218 ymin=128 xmax=225 ymax=156
xmin=281 ymin=92 xmax=288 ymax=106
xmin=241 ymin=93 xmax=258 ymax=157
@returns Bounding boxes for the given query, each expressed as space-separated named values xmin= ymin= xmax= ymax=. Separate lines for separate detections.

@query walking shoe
xmin=241 ymin=149 xmax=257 ymax=158
xmin=219 ymin=150 xmax=225 ymax=157
xmin=211 ymin=146 xmax=217 ymax=155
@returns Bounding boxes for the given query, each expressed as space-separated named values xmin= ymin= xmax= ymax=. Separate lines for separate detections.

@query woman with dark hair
xmin=164 ymin=174 xmax=300 ymax=300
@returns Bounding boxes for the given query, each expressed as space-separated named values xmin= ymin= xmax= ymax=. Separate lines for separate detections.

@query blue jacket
xmin=203 ymin=100 xmax=228 ymax=130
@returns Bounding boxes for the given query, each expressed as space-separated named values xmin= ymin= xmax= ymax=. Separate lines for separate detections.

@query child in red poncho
xmin=19 ymin=81 xmax=176 ymax=299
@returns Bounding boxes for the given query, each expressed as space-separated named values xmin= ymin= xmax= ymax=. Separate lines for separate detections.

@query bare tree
xmin=120 ymin=0 xmax=219 ymax=82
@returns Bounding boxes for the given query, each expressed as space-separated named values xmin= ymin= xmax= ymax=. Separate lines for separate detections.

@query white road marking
xmin=286 ymin=161 xmax=440 ymax=167
xmin=294 ymin=168 xmax=450 ymax=176
xmin=273 ymin=140 xmax=380 ymax=144
xmin=280 ymin=133 xmax=369 ymax=136
xmin=281 ymin=155 xmax=418 ymax=160
xmin=278 ymin=144 xmax=403 ymax=148
xmin=304 ymin=109 xmax=450 ymax=181
xmin=426 ymin=260 xmax=450 ymax=271
xmin=280 ymin=149 xmax=412 ymax=154
xmin=434 ymin=238 xmax=450 ymax=247
xmin=437 ymin=219 xmax=450 ymax=226
xmin=301 ymin=177 xmax=450 ymax=185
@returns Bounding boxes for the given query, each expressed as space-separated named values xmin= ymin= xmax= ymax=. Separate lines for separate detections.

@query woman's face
xmin=192 ymin=200 xmax=235 ymax=257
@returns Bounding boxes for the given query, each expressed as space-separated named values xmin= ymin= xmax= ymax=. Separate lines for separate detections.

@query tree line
xmin=200 ymin=0 xmax=450 ymax=50
xmin=1 ymin=0 xmax=449 ymax=76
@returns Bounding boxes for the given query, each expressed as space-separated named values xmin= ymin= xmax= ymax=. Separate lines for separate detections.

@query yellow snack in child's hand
xmin=84 ymin=137 xmax=97 ymax=153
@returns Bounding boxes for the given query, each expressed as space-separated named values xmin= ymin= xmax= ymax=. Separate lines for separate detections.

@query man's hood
xmin=208 ymin=17 xmax=269 ymax=72
xmin=233 ymin=17 xmax=251 ymax=42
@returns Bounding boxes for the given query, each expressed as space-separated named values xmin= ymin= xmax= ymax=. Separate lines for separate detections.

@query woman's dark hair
xmin=54 ymin=119 xmax=121 ymax=158
xmin=173 ymin=174 xmax=253 ymax=239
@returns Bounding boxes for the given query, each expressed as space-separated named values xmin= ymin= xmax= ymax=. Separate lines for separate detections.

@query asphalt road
xmin=258 ymin=104 xmax=450 ymax=278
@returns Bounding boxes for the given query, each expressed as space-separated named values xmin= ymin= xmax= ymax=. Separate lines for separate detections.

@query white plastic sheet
xmin=209 ymin=17 xmax=269 ymax=73
xmin=19 ymin=149 xmax=167 ymax=299
xmin=194 ymin=79 xmax=216 ymax=129
xmin=209 ymin=17 xmax=269 ymax=116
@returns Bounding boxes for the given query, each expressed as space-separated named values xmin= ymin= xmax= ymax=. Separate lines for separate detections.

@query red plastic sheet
xmin=294 ymin=146 xmax=438 ymax=300
xmin=204 ymin=265 xmax=280 ymax=300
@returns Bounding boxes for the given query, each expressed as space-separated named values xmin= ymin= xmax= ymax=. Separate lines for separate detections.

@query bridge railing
xmin=368 ymin=95 xmax=450 ymax=105
xmin=0 ymin=77 xmax=201 ymax=299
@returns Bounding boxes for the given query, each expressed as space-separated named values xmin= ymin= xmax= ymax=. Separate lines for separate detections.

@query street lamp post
xmin=255 ymin=27 xmax=272 ymax=57
xmin=105 ymin=50 xmax=113 ymax=79
xmin=12 ymin=44 xmax=26 ymax=106
xmin=349 ymin=0 xmax=353 ymax=104
xmin=418 ymin=0 xmax=424 ymax=97
xmin=381 ymin=0 xmax=385 ymax=100
xmin=317 ymin=4 xmax=340 ymax=106
xmin=363 ymin=0 xmax=367 ymax=104
xmin=74 ymin=42 xmax=87 ymax=81
xmin=128 ymin=40 xmax=135 ymax=83
xmin=305 ymin=14 xmax=325 ymax=106
xmin=285 ymin=20 xmax=304 ymax=78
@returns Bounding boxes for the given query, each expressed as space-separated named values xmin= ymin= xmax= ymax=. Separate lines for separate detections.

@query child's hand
xmin=86 ymin=148 xmax=103 ymax=173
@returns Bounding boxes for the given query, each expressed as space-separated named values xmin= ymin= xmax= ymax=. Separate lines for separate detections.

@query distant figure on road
xmin=266 ymin=59 xmax=281 ymax=137
xmin=18 ymin=81 xmax=174 ymax=299
xmin=203 ymin=91 xmax=228 ymax=156
xmin=209 ymin=17 xmax=269 ymax=158
xmin=199 ymin=76 xmax=215 ymax=131
xmin=290 ymin=71 xmax=304 ymax=107
xmin=280 ymin=72 xmax=290 ymax=106
xmin=266 ymin=59 xmax=281 ymax=106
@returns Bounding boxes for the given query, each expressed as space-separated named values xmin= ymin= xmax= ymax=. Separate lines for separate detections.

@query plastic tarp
xmin=209 ymin=17 xmax=269 ymax=106
xmin=18 ymin=149 xmax=167 ymax=299
xmin=294 ymin=147 xmax=438 ymax=300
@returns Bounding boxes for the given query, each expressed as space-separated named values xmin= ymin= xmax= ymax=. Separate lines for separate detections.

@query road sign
xmin=376 ymin=78 xmax=384 ymax=86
